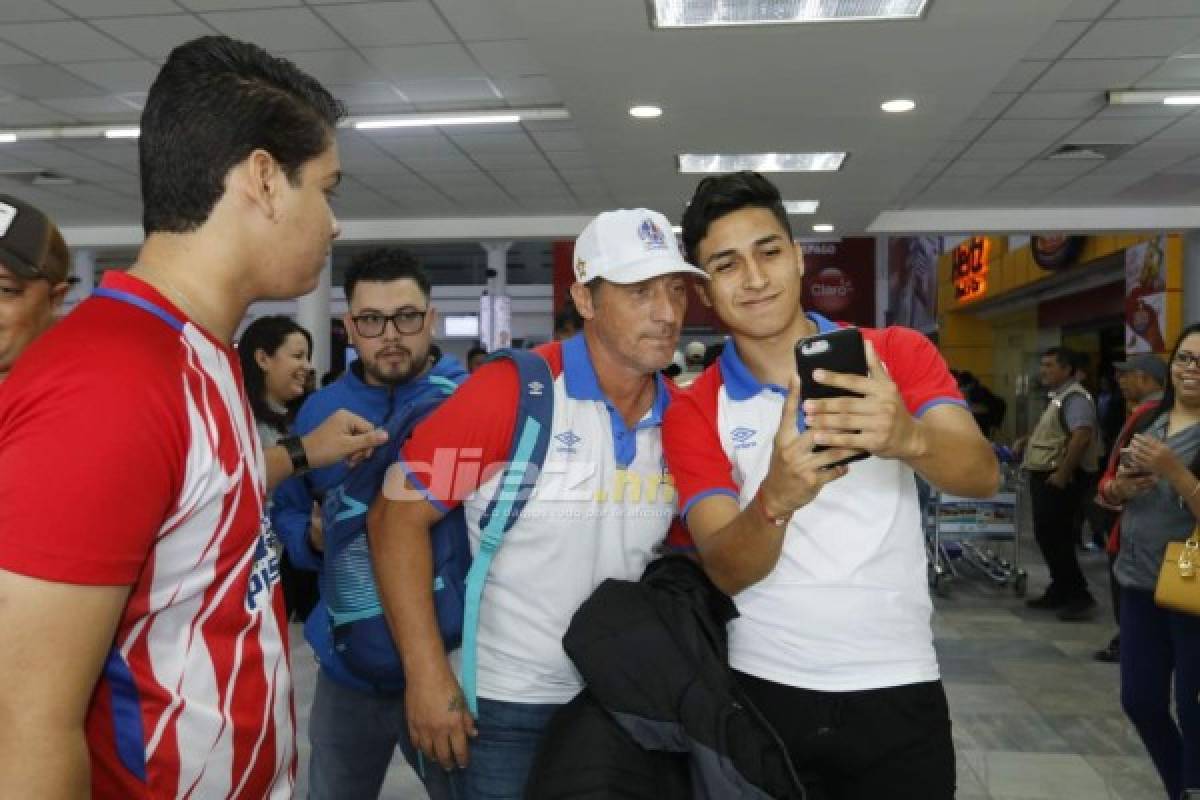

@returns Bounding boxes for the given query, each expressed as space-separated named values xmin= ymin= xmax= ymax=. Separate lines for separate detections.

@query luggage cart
xmin=924 ymin=464 xmax=1027 ymax=598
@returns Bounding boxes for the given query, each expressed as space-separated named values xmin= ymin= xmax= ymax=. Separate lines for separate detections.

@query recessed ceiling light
xmin=629 ymin=105 xmax=663 ymax=119
xmin=0 ymin=133 xmax=16 ymax=144
xmin=1163 ymin=95 xmax=1200 ymax=106
xmin=784 ymin=200 xmax=819 ymax=214
xmin=651 ymin=0 xmax=928 ymax=28
xmin=355 ymin=114 xmax=521 ymax=130
xmin=881 ymin=98 xmax=916 ymax=113
xmin=104 ymin=127 xmax=140 ymax=139
xmin=813 ymin=223 xmax=835 ymax=233
xmin=677 ymin=152 xmax=846 ymax=173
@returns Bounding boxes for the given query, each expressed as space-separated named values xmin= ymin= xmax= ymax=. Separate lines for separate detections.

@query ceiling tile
xmin=1089 ymin=158 xmax=1180 ymax=176
xmin=0 ymin=65 xmax=109 ymax=99
xmin=1134 ymin=58 xmax=1200 ymax=88
xmin=0 ymin=40 xmax=39 ymax=66
xmin=969 ymin=92 xmax=1019 ymax=120
xmin=177 ymin=0 xmax=298 ymax=9
xmin=0 ymin=99 xmax=77 ymax=125
xmin=370 ymin=132 xmax=462 ymax=159
xmin=1013 ymin=159 xmax=1100 ymax=177
xmin=433 ymin=0 xmax=524 ymax=41
xmin=201 ymin=8 xmax=344 ymax=51
xmin=364 ymin=44 xmax=483 ymax=81
xmin=285 ymin=50 xmax=383 ymax=86
xmin=1115 ymin=172 xmax=1200 ymax=202
xmin=0 ymin=2 xmax=68 ymax=23
xmin=1004 ymin=91 xmax=1103 ymax=119
xmin=995 ymin=174 xmax=1074 ymax=191
xmin=492 ymin=76 xmax=560 ymax=105
xmin=394 ymin=153 xmax=479 ymax=172
xmin=958 ymin=140 xmax=1050 ymax=161
xmin=1025 ymin=21 xmax=1089 ymax=60
xmin=315 ymin=2 xmax=454 ymax=47
xmin=546 ymin=151 xmax=594 ymax=170
xmin=1051 ymin=174 xmax=1141 ymax=200
xmin=39 ymin=95 xmax=142 ymax=118
xmin=395 ymin=78 xmax=499 ymax=105
xmin=1059 ymin=0 xmax=1112 ymax=19
xmin=53 ymin=0 xmax=183 ymax=15
xmin=1065 ymin=116 xmax=1173 ymax=143
xmin=1121 ymin=139 xmax=1200 ymax=160
xmin=1108 ymin=0 xmax=1200 ymax=18
xmin=59 ymin=60 xmax=157 ymax=94
xmin=467 ymin=40 xmax=543 ymax=80
xmin=940 ymin=160 xmax=1021 ymax=178
xmin=331 ymin=83 xmax=412 ymax=111
xmin=529 ymin=130 xmax=587 ymax=152
xmin=1031 ymin=58 xmax=1161 ymax=91
xmin=979 ymin=118 xmax=1081 ymax=142
xmin=0 ymin=21 xmax=136 ymax=62
xmin=1150 ymin=113 xmax=1200 ymax=140
xmin=944 ymin=118 xmax=991 ymax=142
xmin=993 ymin=61 xmax=1050 ymax=93
xmin=1165 ymin=156 xmax=1200 ymax=173
xmin=92 ymin=14 xmax=215 ymax=58
xmin=471 ymin=152 xmax=551 ymax=171
xmin=449 ymin=132 xmax=537 ymax=154
xmin=1067 ymin=18 xmax=1200 ymax=59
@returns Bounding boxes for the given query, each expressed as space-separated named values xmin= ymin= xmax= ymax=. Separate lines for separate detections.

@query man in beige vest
xmin=1020 ymin=346 xmax=1102 ymax=620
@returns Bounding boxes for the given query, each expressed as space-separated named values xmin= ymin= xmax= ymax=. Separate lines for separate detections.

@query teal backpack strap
xmin=460 ymin=349 xmax=554 ymax=715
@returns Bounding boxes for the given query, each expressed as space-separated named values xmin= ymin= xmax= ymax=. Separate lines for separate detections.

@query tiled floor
xmin=290 ymin=526 xmax=1165 ymax=799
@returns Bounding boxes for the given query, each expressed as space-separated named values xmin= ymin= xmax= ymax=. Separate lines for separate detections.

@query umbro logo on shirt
xmin=731 ymin=427 xmax=758 ymax=449
xmin=528 ymin=380 xmax=545 ymax=396
xmin=555 ymin=430 xmax=582 ymax=454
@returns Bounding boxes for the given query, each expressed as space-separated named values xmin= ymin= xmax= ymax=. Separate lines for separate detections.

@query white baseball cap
xmin=572 ymin=208 xmax=707 ymax=285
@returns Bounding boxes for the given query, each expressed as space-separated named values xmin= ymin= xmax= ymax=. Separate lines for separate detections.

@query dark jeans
xmin=307 ymin=671 xmax=460 ymax=800
xmin=461 ymin=697 xmax=561 ymax=800
xmin=1120 ymin=587 xmax=1200 ymax=800
xmin=734 ymin=672 xmax=955 ymax=800
xmin=1028 ymin=471 xmax=1091 ymax=601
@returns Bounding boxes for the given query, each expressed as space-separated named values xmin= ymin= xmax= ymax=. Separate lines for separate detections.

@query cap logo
xmin=0 ymin=203 xmax=15 ymax=238
xmin=574 ymin=257 xmax=588 ymax=281
xmin=638 ymin=217 xmax=668 ymax=251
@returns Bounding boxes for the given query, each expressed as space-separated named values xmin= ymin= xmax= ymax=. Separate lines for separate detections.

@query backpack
xmin=319 ymin=350 xmax=554 ymax=700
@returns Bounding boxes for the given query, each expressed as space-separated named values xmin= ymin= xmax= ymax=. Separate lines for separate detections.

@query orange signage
xmin=953 ymin=237 xmax=990 ymax=302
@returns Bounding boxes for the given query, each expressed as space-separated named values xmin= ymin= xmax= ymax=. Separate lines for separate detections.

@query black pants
xmin=734 ymin=672 xmax=955 ymax=800
xmin=1028 ymin=471 xmax=1090 ymax=601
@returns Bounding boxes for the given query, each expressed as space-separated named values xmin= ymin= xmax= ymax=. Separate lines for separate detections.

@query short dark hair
xmin=140 ymin=35 xmax=345 ymax=234
xmin=1042 ymin=346 xmax=1075 ymax=370
xmin=237 ymin=315 xmax=312 ymax=435
xmin=681 ymin=171 xmax=793 ymax=265
xmin=343 ymin=247 xmax=431 ymax=304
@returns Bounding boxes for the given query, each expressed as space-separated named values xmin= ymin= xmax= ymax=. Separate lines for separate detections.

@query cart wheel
xmin=933 ymin=571 xmax=953 ymax=598
xmin=1013 ymin=572 xmax=1028 ymax=597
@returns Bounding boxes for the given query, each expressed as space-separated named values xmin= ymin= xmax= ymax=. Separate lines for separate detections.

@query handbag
xmin=1154 ymin=526 xmax=1200 ymax=614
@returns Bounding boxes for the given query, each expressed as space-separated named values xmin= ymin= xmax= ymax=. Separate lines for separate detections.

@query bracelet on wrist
xmin=280 ymin=434 xmax=310 ymax=477
xmin=754 ymin=490 xmax=789 ymax=528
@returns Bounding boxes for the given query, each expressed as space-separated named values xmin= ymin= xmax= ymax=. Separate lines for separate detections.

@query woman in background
xmin=239 ymin=315 xmax=320 ymax=622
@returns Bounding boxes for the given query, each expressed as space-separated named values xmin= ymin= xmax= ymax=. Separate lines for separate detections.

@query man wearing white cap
xmin=369 ymin=209 xmax=705 ymax=799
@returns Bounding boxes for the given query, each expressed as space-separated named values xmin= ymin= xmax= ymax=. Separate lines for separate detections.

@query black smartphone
xmin=794 ymin=327 xmax=869 ymax=467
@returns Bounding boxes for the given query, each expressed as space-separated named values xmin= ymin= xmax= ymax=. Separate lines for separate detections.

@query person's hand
xmin=308 ymin=505 xmax=324 ymax=553
xmin=1129 ymin=432 xmax=1181 ymax=478
xmin=1112 ymin=463 xmax=1157 ymax=502
xmin=405 ymin=667 xmax=477 ymax=770
xmin=301 ymin=409 xmax=387 ymax=470
xmin=1046 ymin=469 xmax=1070 ymax=489
xmin=802 ymin=340 xmax=923 ymax=461
xmin=757 ymin=376 xmax=857 ymax=520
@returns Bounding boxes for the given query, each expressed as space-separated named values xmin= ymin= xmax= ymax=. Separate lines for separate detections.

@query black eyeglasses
xmin=351 ymin=309 xmax=427 ymax=338
xmin=1174 ymin=351 xmax=1200 ymax=369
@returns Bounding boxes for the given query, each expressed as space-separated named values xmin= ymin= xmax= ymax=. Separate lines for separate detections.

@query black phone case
xmin=795 ymin=328 xmax=869 ymax=466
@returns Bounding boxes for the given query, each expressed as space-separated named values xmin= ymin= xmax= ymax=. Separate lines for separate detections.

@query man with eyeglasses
xmin=0 ymin=195 xmax=71 ymax=386
xmin=272 ymin=246 xmax=466 ymax=800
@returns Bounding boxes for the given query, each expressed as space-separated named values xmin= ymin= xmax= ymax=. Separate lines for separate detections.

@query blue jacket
xmin=271 ymin=354 xmax=467 ymax=692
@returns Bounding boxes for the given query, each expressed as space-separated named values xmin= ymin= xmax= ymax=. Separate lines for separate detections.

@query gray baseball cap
xmin=1114 ymin=354 xmax=1167 ymax=385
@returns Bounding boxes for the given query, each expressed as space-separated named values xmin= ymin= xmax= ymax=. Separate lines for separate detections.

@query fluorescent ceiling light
xmin=1163 ymin=95 xmax=1200 ymax=106
xmin=881 ymin=98 xmax=916 ymax=113
xmin=104 ymin=127 xmax=139 ymax=139
xmin=0 ymin=133 xmax=15 ymax=143
xmin=1106 ymin=89 xmax=1200 ymax=105
xmin=678 ymin=152 xmax=846 ymax=173
xmin=784 ymin=200 xmax=819 ymax=214
xmin=629 ymin=105 xmax=663 ymax=118
xmin=651 ymin=0 xmax=928 ymax=28
xmin=355 ymin=114 xmax=520 ymax=130
xmin=813 ymin=223 xmax=835 ymax=233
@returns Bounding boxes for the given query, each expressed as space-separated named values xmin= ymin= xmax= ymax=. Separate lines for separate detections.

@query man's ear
xmin=231 ymin=149 xmax=283 ymax=221
xmin=48 ymin=281 xmax=69 ymax=312
xmin=570 ymin=282 xmax=596 ymax=320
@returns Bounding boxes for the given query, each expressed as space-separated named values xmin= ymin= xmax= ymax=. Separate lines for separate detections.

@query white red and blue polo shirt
xmin=663 ymin=313 xmax=966 ymax=692
xmin=399 ymin=334 xmax=678 ymax=704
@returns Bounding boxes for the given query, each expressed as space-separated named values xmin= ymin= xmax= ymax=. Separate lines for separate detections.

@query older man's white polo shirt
xmin=400 ymin=335 xmax=677 ymax=704
xmin=664 ymin=314 xmax=966 ymax=692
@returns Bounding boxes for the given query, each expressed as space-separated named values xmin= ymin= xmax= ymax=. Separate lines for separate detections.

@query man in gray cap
xmin=1092 ymin=353 xmax=1168 ymax=662
xmin=0 ymin=194 xmax=71 ymax=384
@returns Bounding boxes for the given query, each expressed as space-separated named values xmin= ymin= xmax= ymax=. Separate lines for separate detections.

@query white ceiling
xmin=1 ymin=0 xmax=1200 ymax=238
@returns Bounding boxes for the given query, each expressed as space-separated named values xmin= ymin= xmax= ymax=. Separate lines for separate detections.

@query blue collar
xmin=719 ymin=312 xmax=840 ymax=402
xmin=561 ymin=333 xmax=671 ymax=467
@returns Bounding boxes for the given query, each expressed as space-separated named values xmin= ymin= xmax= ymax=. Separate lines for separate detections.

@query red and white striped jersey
xmin=0 ymin=272 xmax=294 ymax=799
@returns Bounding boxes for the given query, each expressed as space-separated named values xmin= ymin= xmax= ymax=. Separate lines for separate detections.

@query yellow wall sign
xmin=953 ymin=237 xmax=990 ymax=302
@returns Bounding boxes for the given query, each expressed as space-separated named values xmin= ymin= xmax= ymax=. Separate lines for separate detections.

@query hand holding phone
xmin=794 ymin=328 xmax=870 ymax=467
